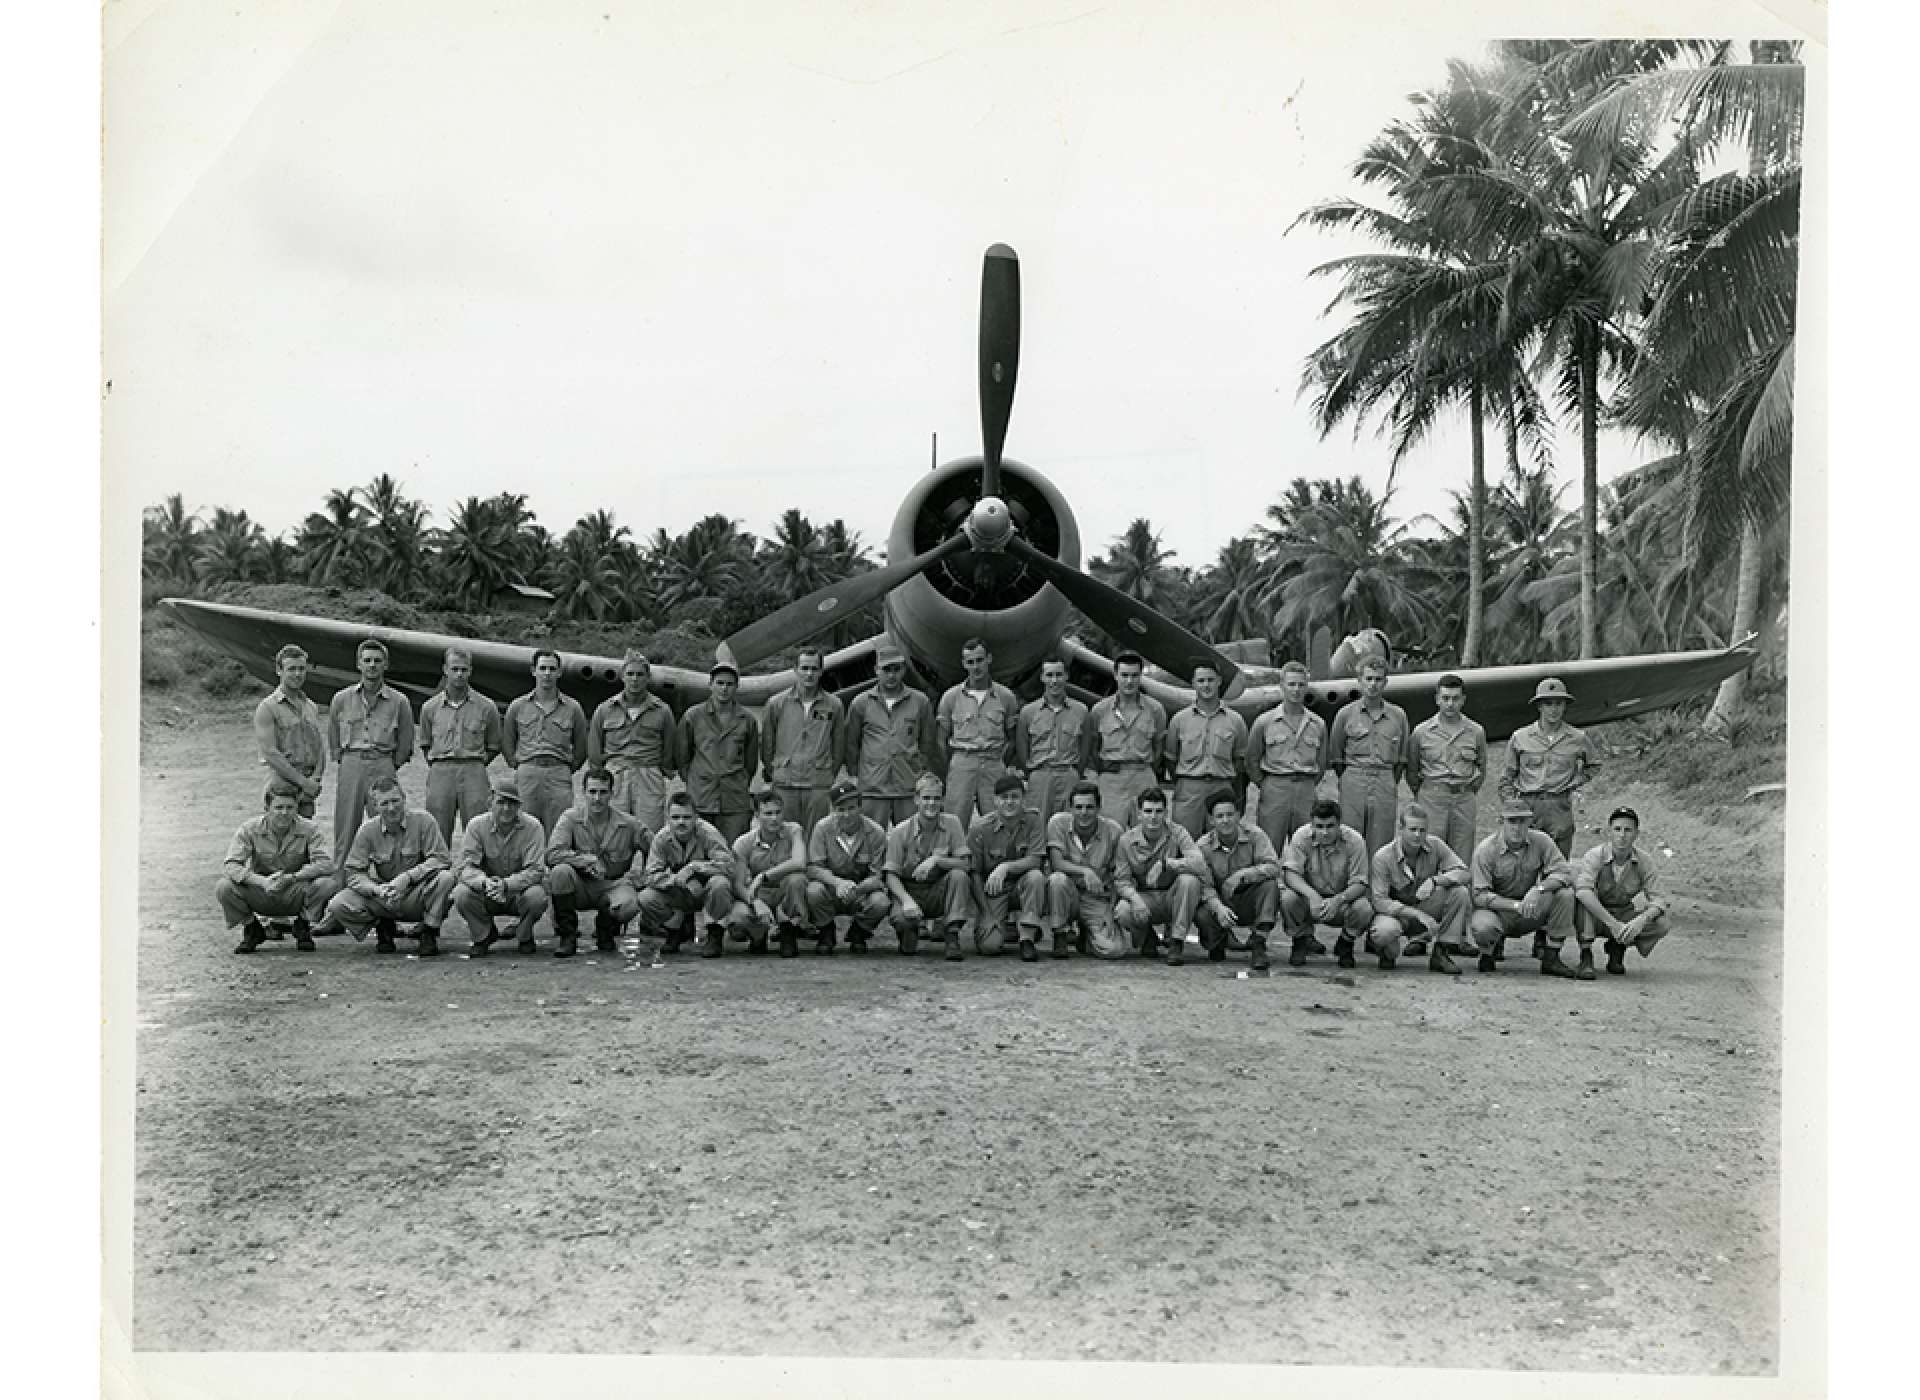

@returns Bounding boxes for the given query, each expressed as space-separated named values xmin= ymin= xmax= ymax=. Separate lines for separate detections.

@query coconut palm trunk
xmin=1462 ymin=378 xmax=1486 ymax=665
xmin=1577 ymin=329 xmax=1601 ymax=659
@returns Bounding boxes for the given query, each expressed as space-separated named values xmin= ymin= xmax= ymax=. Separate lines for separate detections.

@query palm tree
xmin=361 ymin=474 xmax=432 ymax=600
xmin=193 ymin=507 xmax=267 ymax=586
xmin=1264 ymin=477 xmax=1438 ymax=653
xmin=1190 ymin=536 xmax=1269 ymax=643
xmin=142 ymin=494 xmax=202 ymax=587
xmin=651 ymin=515 xmax=752 ymax=612
xmin=1091 ymin=518 xmax=1175 ymax=605
xmin=296 ymin=487 xmax=373 ymax=586
xmin=259 ymin=533 xmax=300 ymax=585
xmin=818 ymin=519 xmax=873 ymax=577
xmin=760 ymin=509 xmax=832 ymax=597
xmin=1479 ymin=465 xmax=1576 ymax=660
xmin=438 ymin=495 xmax=514 ymax=608
xmin=545 ymin=521 xmax=627 ymax=622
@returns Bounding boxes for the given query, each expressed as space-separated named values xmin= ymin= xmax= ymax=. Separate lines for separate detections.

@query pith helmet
xmin=1530 ymin=677 xmax=1574 ymax=705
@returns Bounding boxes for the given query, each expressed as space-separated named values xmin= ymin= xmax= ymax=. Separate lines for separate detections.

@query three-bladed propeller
xmin=718 ymin=245 xmax=1247 ymax=699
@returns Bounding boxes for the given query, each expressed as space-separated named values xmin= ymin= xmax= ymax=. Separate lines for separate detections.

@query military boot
xmin=1206 ymin=930 xmax=1229 ymax=963
xmin=233 ymin=920 xmax=267 ymax=955
xmin=1164 ymin=935 xmax=1185 ymax=967
xmin=1531 ymin=931 xmax=1547 ymax=960
xmin=897 ymin=923 xmax=919 ymax=956
xmin=777 ymin=924 xmax=800 ymax=958
xmin=293 ymin=916 xmax=318 ymax=953
xmin=1050 ymin=928 xmax=1071 ymax=960
xmin=1288 ymin=938 xmax=1309 ymax=968
xmin=374 ymin=916 xmax=399 ymax=954
xmin=470 ymin=928 xmax=498 ymax=957
xmin=1574 ymin=947 xmax=1597 ymax=981
xmin=554 ymin=932 xmax=578 ymax=958
xmin=1428 ymin=944 xmax=1461 ymax=975
xmin=810 ymin=924 xmax=833 ymax=956
xmin=1539 ymin=946 xmax=1577 ymax=979
xmin=1605 ymin=938 xmax=1627 ymax=975
xmin=418 ymin=927 xmax=443 ymax=957
xmin=1249 ymin=935 xmax=1270 ymax=972
xmin=594 ymin=912 xmax=618 ymax=953
xmin=699 ymin=924 xmax=724 ymax=958
xmin=944 ymin=926 xmax=964 ymax=962
xmin=1403 ymin=935 xmax=1430 ymax=959
xmin=1334 ymin=937 xmax=1357 ymax=970
xmin=1019 ymin=937 xmax=1039 ymax=963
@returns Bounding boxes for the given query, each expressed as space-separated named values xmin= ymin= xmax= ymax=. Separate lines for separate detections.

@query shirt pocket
xmin=1206 ymin=726 xmax=1239 ymax=763
xmin=362 ymin=702 xmax=399 ymax=749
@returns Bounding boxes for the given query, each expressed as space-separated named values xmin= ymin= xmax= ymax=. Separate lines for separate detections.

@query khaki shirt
xmin=938 ymin=681 xmax=1019 ymax=756
xmin=1500 ymin=722 xmax=1598 ymax=799
xmin=254 ymin=687 xmax=325 ymax=779
xmin=883 ymin=813 xmax=970 ymax=879
xmin=1409 ymin=715 xmax=1487 ymax=788
xmin=675 ymin=702 xmax=761 ymax=814
xmin=588 ymin=693 xmax=675 ymax=769
xmin=1044 ymin=813 xmax=1125 ymax=884
xmin=419 ymin=691 xmax=503 ymax=762
xmin=1281 ymin=824 xmax=1369 ymax=897
xmin=504 ymin=692 xmax=589 ymax=767
xmin=457 ymin=811 xmax=548 ymax=892
xmin=329 ymin=683 xmax=415 ymax=762
xmin=1112 ymin=823 xmax=1207 ymax=900
xmin=1164 ymin=704 xmax=1248 ymax=780
xmin=1328 ymin=698 xmax=1409 ymax=772
xmin=1574 ymin=843 xmax=1664 ymax=912
xmin=1246 ymin=705 xmax=1326 ymax=780
xmin=1471 ymin=830 xmax=1571 ymax=905
xmin=806 ymin=813 xmax=889 ymax=884
xmin=1196 ymin=822 xmax=1282 ymax=893
xmin=1368 ymin=835 xmax=1468 ymax=919
xmin=546 ymin=806 xmax=650 ymax=879
xmin=967 ymin=808 xmax=1045 ymax=874
xmin=223 ymin=813 xmax=333 ymax=883
xmin=345 ymin=810 xmax=450 ymax=894
xmin=761 ymin=689 xmax=845 ymax=787
xmin=642 ymin=820 xmax=734 ymax=889
xmin=1017 ymin=697 xmax=1091 ymax=770
xmin=845 ymin=689 xmax=937 ymax=797
xmin=1089 ymin=694 xmax=1168 ymax=767
xmin=732 ymin=821 xmax=807 ymax=895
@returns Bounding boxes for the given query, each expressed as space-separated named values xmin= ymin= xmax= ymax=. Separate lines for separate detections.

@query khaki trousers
xmin=1115 ymin=875 xmax=1203 ymax=949
xmin=971 ymin=868 xmax=1047 ymax=952
xmin=1367 ymin=885 xmax=1471 ymax=955
xmin=1255 ymin=775 xmax=1319 ymax=853
xmin=216 ymin=874 xmax=343 ymax=928
xmin=1338 ymin=767 xmax=1399 ymax=857
xmin=1043 ymin=874 xmax=1127 ymax=958
xmin=425 ymin=759 xmax=492 ymax=845
xmin=324 ymin=870 xmax=457 ymax=933
xmin=333 ymin=752 xmax=397 ymax=864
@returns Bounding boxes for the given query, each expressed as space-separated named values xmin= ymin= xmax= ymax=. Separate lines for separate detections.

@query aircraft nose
xmin=968 ymin=495 xmax=1013 ymax=547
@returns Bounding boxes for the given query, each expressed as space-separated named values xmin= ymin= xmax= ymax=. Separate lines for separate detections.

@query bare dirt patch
xmin=132 ymin=702 xmax=1782 ymax=1371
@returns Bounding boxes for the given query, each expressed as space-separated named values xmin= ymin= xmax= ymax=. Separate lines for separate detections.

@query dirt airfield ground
xmin=129 ymin=700 xmax=1783 ymax=1373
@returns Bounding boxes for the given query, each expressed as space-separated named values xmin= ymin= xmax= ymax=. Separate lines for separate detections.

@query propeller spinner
xmin=718 ymin=245 xmax=1247 ymax=700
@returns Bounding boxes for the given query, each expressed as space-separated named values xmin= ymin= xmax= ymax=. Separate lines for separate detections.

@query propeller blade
xmin=1004 ymin=537 xmax=1248 ymax=701
xmin=720 ymin=533 xmax=971 ymax=670
xmin=978 ymin=243 xmax=1020 ymax=499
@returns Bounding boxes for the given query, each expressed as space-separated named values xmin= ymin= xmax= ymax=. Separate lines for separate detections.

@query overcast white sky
xmin=105 ymin=0 xmax=1809 ymax=570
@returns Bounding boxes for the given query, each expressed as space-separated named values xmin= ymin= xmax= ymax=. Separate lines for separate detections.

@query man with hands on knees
xmin=803 ymin=780 xmax=892 ymax=955
xmin=1365 ymin=802 xmax=1472 ymax=975
xmin=637 ymin=790 xmax=736 ymax=958
xmin=544 ymin=763 xmax=648 ymax=958
xmin=728 ymin=789 xmax=811 ymax=958
xmin=329 ymin=775 xmax=457 ymax=956
xmin=217 ymin=780 xmax=344 ymax=954
xmin=452 ymin=772 xmax=551 ymax=956
xmin=1470 ymin=800 xmax=1582 ymax=979
xmin=1279 ymin=799 xmax=1373 ymax=969
xmin=884 ymin=773 xmax=975 ymax=961
xmin=1193 ymin=788 xmax=1283 ymax=970
xmin=1112 ymin=787 xmax=1209 ymax=966
xmin=1573 ymin=805 xmax=1674 ymax=976
xmin=1043 ymin=781 xmax=1128 ymax=960
xmin=967 ymin=772 xmax=1049 ymax=961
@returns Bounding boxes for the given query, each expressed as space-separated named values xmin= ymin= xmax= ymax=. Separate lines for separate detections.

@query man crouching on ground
xmin=1574 ymin=805 xmax=1674 ymax=976
xmin=884 ymin=773 xmax=974 ymax=961
xmin=1279 ymin=799 xmax=1373 ymax=968
xmin=217 ymin=780 xmax=344 ymax=953
xmin=637 ymin=790 xmax=736 ymax=958
xmin=1366 ymin=802 xmax=1471 ymax=975
xmin=968 ymin=772 xmax=1049 ymax=961
xmin=1470 ymin=800 xmax=1581 ymax=979
xmin=327 ymin=775 xmax=457 ymax=955
xmin=452 ymin=772 xmax=551 ymax=956
xmin=727 ymin=789 xmax=810 ymax=957
xmin=1112 ymin=787 xmax=1208 ymax=966
xmin=1194 ymin=788 xmax=1282 ymax=970
xmin=546 ymin=764 xmax=648 ymax=958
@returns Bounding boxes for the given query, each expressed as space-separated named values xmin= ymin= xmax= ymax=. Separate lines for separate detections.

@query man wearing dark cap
xmin=844 ymin=641 xmax=938 ymax=828
xmin=675 ymin=661 xmax=760 ymax=843
xmin=452 ymin=771 xmax=552 ymax=955
xmin=883 ymin=773 xmax=974 ymax=960
xmin=804 ymin=779 xmax=891 ymax=954
xmin=1194 ymin=788 xmax=1283 ymax=969
xmin=1499 ymin=676 xmax=1598 ymax=859
xmin=1573 ymin=806 xmax=1674 ymax=976
xmin=1469 ymin=799 xmax=1582 ymax=978
xmin=966 ymin=772 xmax=1049 ymax=960
xmin=217 ymin=780 xmax=344 ymax=954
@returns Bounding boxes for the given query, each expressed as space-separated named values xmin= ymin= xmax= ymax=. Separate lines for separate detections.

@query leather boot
xmin=594 ymin=913 xmax=618 ymax=953
xmin=1249 ymin=935 xmax=1270 ymax=972
xmin=1604 ymin=938 xmax=1627 ymax=975
xmin=747 ymin=928 xmax=769 ymax=955
xmin=470 ymin=929 xmax=497 ymax=957
xmin=1377 ymin=948 xmax=1397 ymax=971
xmin=1574 ymin=947 xmax=1597 ymax=981
xmin=1206 ymin=930 xmax=1228 ymax=963
xmin=418 ymin=928 xmax=442 ymax=957
xmin=233 ymin=919 xmax=266 ymax=954
xmin=1019 ymin=938 xmax=1039 ymax=963
xmin=661 ymin=927 xmax=685 ymax=954
xmin=1335 ymin=937 xmax=1356 ymax=969
xmin=897 ymin=923 xmax=919 ymax=955
xmin=554 ymin=933 xmax=578 ymax=958
xmin=374 ymin=916 xmax=399 ymax=953
xmin=699 ymin=924 xmax=723 ymax=958
xmin=1539 ymin=946 xmax=1577 ymax=979
xmin=778 ymin=925 xmax=800 ymax=958
xmin=1531 ymin=931 xmax=1547 ymax=960
xmin=1050 ymin=929 xmax=1071 ymax=960
xmin=1429 ymin=945 xmax=1461 ymax=975
xmin=944 ymin=926 xmax=964 ymax=961
xmin=1288 ymin=938 xmax=1309 ymax=967
xmin=1164 ymin=936 xmax=1184 ymax=967
xmin=1403 ymin=936 xmax=1429 ymax=959
xmin=515 ymin=933 xmax=538 ymax=954
xmin=811 ymin=924 xmax=834 ymax=956
xmin=1477 ymin=949 xmax=1498 ymax=972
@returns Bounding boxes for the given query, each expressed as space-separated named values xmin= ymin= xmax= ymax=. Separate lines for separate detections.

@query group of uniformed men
xmin=216 ymin=636 xmax=1673 ymax=979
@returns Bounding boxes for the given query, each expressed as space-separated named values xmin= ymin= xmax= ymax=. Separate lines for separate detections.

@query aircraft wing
xmin=159 ymin=598 xmax=885 ymax=714
xmin=1062 ymin=632 xmax=1758 ymax=742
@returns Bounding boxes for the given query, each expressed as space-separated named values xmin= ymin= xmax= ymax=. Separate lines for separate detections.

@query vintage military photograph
xmin=105 ymin=0 xmax=1822 ymax=1392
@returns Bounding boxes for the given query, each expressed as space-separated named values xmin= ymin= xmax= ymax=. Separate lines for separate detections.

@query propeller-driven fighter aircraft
xmin=163 ymin=244 xmax=1756 ymax=741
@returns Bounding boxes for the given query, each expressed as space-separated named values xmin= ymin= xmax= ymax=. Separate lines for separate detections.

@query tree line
xmin=142 ymin=40 xmax=1798 ymax=726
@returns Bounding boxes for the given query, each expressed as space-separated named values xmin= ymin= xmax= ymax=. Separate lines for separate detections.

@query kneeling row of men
xmin=216 ymin=761 xmax=1671 ymax=977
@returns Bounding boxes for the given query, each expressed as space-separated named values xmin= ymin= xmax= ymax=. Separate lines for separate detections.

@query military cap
xmin=1499 ymin=799 xmax=1536 ymax=819
xmin=1530 ymin=677 xmax=1574 ymax=705
xmin=710 ymin=660 xmax=740 ymax=680
xmin=489 ymin=772 xmax=522 ymax=802
xmin=993 ymin=773 xmax=1027 ymax=796
xmin=829 ymin=779 xmax=861 ymax=806
xmin=874 ymin=641 xmax=907 ymax=668
xmin=1608 ymin=806 xmax=1641 ymax=826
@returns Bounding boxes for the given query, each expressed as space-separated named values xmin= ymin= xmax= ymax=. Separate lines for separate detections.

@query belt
xmin=949 ymin=747 xmax=999 ymax=757
xmin=430 ymin=755 xmax=487 ymax=763
xmin=1174 ymin=773 xmax=1229 ymax=783
xmin=1033 ymin=762 xmax=1079 ymax=770
xmin=1105 ymin=760 xmax=1154 ymax=769
xmin=343 ymin=749 xmax=394 ymax=760
xmin=1423 ymin=779 xmax=1472 ymax=792
xmin=1525 ymin=789 xmax=1573 ymax=801
xmin=519 ymin=755 xmax=572 ymax=767
xmin=1261 ymin=771 xmax=1317 ymax=782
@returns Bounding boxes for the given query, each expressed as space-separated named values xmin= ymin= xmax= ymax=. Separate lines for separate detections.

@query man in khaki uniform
xmin=218 ymin=781 xmax=344 ymax=953
xmin=1406 ymin=673 xmax=1487 ymax=861
xmin=1573 ymin=806 xmax=1674 ymax=977
xmin=545 ymin=764 xmax=648 ymax=957
xmin=1366 ymin=802 xmax=1472 ymax=975
xmin=1087 ymin=651 xmax=1167 ymax=827
xmin=1499 ymin=676 xmax=1598 ymax=858
xmin=1112 ymin=787 xmax=1209 ymax=966
xmin=1470 ymin=800 xmax=1582 ymax=979
xmin=327 ymin=776 xmax=458 ymax=956
xmin=452 ymin=771 xmax=551 ymax=955
xmin=586 ymin=650 xmax=677 ymax=835
xmin=418 ymin=646 xmax=503 ymax=844
xmin=843 ymin=642 xmax=938 ymax=827
xmin=253 ymin=644 xmax=327 ymax=818
xmin=937 ymin=638 xmax=1019 ymax=823
xmin=327 ymin=637 xmax=416 ymax=866
xmin=1162 ymin=662 xmax=1247 ymax=837
xmin=1280 ymin=800 xmax=1374 ymax=968
xmin=503 ymin=649 xmax=590 ymax=838
xmin=1194 ymin=789 xmax=1282 ymax=970
xmin=883 ymin=774 xmax=974 ymax=960
xmin=760 ymin=647 xmax=845 ymax=839
xmin=1044 ymin=781 xmax=1127 ymax=960
xmin=966 ymin=773 xmax=1049 ymax=960
xmin=637 ymin=791 xmax=736 ymax=957
xmin=1245 ymin=660 xmax=1325 ymax=855
xmin=1327 ymin=655 xmax=1408 ymax=858
xmin=803 ymin=780 xmax=891 ymax=955
xmin=1015 ymin=659 xmax=1090 ymax=823
xmin=727 ymin=789 xmax=811 ymax=956
xmin=675 ymin=661 xmax=761 ymax=843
